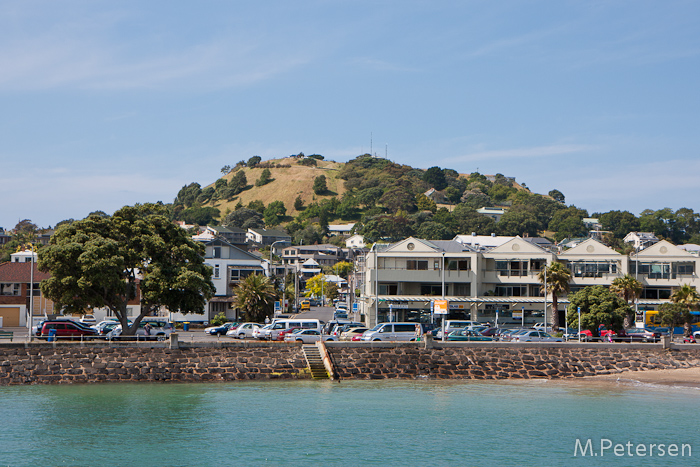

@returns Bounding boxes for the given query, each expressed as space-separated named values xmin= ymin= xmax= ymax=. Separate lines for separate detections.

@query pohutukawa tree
xmin=38 ymin=203 xmax=215 ymax=335
xmin=538 ymin=261 xmax=571 ymax=331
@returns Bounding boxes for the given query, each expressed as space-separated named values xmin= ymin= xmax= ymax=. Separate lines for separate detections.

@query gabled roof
xmin=328 ymin=223 xmax=355 ymax=232
xmin=249 ymin=228 xmax=290 ymax=238
xmin=636 ymin=240 xmax=694 ymax=258
xmin=453 ymin=235 xmax=513 ymax=250
xmin=382 ymin=237 xmax=474 ymax=254
xmin=0 ymin=262 xmax=51 ymax=282
xmin=486 ymin=236 xmax=551 ymax=255
xmin=203 ymin=238 xmax=261 ymax=261
xmin=208 ymin=225 xmax=245 ymax=234
xmin=558 ymin=238 xmax=621 ymax=257
xmin=285 ymin=244 xmax=341 ymax=252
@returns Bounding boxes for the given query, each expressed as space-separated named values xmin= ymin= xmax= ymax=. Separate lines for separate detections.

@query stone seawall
xmin=0 ymin=341 xmax=308 ymax=385
xmin=1 ymin=341 xmax=700 ymax=385
xmin=326 ymin=342 xmax=700 ymax=380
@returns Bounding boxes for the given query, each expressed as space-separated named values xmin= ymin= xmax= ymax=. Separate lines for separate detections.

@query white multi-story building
xmin=172 ymin=237 xmax=266 ymax=323
xmin=359 ymin=235 xmax=700 ymax=328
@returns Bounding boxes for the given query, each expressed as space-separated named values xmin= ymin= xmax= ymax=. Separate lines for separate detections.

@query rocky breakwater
xmin=326 ymin=341 xmax=700 ymax=380
xmin=0 ymin=341 xmax=308 ymax=385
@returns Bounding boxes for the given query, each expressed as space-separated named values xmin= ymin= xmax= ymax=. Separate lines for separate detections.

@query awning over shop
xmin=375 ymin=296 xmax=570 ymax=304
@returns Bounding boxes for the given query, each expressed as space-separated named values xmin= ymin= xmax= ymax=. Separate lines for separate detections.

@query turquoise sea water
xmin=1 ymin=377 xmax=698 ymax=466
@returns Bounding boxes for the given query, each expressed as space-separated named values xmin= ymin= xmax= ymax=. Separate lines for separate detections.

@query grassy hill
xmin=206 ymin=157 xmax=347 ymax=217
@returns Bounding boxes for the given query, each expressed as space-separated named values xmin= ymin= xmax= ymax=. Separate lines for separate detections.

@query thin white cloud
xmin=0 ymin=169 xmax=184 ymax=226
xmin=0 ymin=34 xmax=313 ymax=91
xmin=446 ymin=144 xmax=594 ymax=163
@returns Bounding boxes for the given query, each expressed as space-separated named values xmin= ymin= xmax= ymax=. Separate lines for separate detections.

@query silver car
xmin=107 ymin=319 xmax=174 ymax=340
xmin=510 ymin=330 xmax=563 ymax=342
xmin=227 ymin=322 xmax=262 ymax=339
xmin=284 ymin=329 xmax=335 ymax=344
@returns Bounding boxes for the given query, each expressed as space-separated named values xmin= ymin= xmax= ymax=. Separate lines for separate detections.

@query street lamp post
xmin=28 ymin=244 xmax=35 ymax=341
xmin=269 ymin=240 xmax=286 ymax=319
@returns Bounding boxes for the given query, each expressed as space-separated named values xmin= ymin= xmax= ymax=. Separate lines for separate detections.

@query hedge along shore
xmin=1 ymin=339 xmax=700 ymax=385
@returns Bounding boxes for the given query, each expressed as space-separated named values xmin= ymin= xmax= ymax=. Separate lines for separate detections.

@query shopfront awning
xmin=376 ymin=296 xmax=570 ymax=304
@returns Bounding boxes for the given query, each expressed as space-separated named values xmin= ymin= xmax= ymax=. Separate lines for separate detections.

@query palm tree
xmin=537 ymin=262 xmax=571 ymax=331
xmin=671 ymin=284 xmax=700 ymax=337
xmin=610 ymin=274 xmax=643 ymax=328
xmin=234 ymin=273 xmax=277 ymax=323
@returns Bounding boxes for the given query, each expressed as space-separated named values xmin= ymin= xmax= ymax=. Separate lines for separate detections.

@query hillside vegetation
xmin=210 ymin=157 xmax=346 ymax=217
xmin=166 ymin=153 xmax=700 ymax=251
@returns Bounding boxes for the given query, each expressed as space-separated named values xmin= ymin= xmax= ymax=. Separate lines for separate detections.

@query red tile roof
xmin=0 ymin=262 xmax=51 ymax=282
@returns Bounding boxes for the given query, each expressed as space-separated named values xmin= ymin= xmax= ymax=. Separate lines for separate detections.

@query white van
xmin=361 ymin=322 xmax=423 ymax=342
xmin=265 ymin=318 xmax=322 ymax=340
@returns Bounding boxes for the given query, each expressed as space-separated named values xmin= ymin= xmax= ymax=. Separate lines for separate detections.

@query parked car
xmin=284 ymin=329 xmax=335 ymax=343
xmin=510 ymin=330 xmax=563 ymax=342
xmin=92 ymin=319 xmax=125 ymax=336
xmin=276 ymin=327 xmax=302 ymax=341
xmin=227 ymin=322 xmax=262 ymax=339
xmin=340 ymin=327 xmax=368 ymax=341
xmin=204 ymin=322 xmax=237 ymax=336
xmin=446 ymin=329 xmax=493 ymax=342
xmin=107 ymin=319 xmax=174 ymax=340
xmin=435 ymin=321 xmax=484 ymax=339
xmin=252 ymin=323 xmax=273 ymax=340
xmin=361 ymin=322 xmax=423 ymax=342
xmin=333 ymin=311 xmax=349 ymax=320
xmin=499 ymin=328 xmax=528 ymax=341
xmin=618 ymin=328 xmax=661 ymax=342
xmin=330 ymin=322 xmax=364 ymax=338
xmin=33 ymin=318 xmax=94 ymax=337
xmin=40 ymin=320 xmax=99 ymax=339
xmin=79 ymin=314 xmax=97 ymax=325
xmin=478 ymin=327 xmax=500 ymax=337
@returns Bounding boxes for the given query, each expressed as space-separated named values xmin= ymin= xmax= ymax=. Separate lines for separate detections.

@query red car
xmin=40 ymin=320 xmax=99 ymax=339
xmin=276 ymin=327 xmax=301 ymax=341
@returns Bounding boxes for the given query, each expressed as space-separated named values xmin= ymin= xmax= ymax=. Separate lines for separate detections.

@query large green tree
xmin=233 ymin=273 xmax=277 ymax=322
xmin=313 ymin=175 xmax=328 ymax=195
xmin=566 ymin=286 xmax=630 ymax=335
xmin=305 ymin=274 xmax=339 ymax=302
xmin=38 ymin=204 xmax=215 ymax=335
xmin=610 ymin=274 xmax=643 ymax=328
xmin=538 ymin=262 xmax=571 ymax=330
xmin=422 ymin=166 xmax=447 ymax=191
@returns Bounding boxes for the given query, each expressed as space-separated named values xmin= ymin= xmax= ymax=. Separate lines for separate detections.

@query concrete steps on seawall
xmin=302 ymin=345 xmax=329 ymax=379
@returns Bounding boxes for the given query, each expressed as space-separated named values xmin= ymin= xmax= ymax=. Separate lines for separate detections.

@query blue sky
xmin=2 ymin=1 xmax=699 ymax=229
